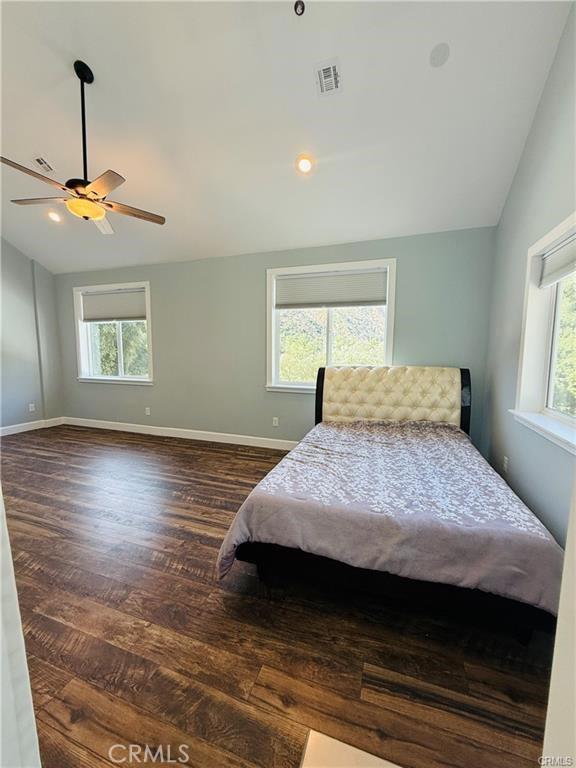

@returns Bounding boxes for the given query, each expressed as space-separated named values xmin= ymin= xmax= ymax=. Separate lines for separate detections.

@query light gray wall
xmin=55 ymin=226 xmax=495 ymax=449
xmin=1 ymin=239 xmax=43 ymax=426
xmin=33 ymin=261 xmax=63 ymax=419
xmin=0 ymin=238 xmax=63 ymax=426
xmin=484 ymin=8 xmax=575 ymax=545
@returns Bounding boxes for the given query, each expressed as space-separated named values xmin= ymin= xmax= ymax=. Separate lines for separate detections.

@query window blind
xmin=540 ymin=233 xmax=576 ymax=288
xmin=275 ymin=269 xmax=387 ymax=309
xmin=81 ymin=288 xmax=146 ymax=322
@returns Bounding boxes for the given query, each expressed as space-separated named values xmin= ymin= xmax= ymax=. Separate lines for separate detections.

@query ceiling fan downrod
xmin=72 ymin=60 xmax=94 ymax=188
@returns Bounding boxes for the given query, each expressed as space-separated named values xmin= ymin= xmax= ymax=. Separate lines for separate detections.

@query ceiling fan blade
xmin=94 ymin=216 xmax=114 ymax=235
xmin=100 ymin=199 xmax=165 ymax=225
xmin=85 ymin=170 xmax=126 ymax=199
xmin=1 ymin=156 xmax=70 ymax=192
xmin=11 ymin=197 xmax=69 ymax=205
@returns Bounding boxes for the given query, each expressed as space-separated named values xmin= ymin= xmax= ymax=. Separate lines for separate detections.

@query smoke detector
xmin=32 ymin=156 xmax=55 ymax=173
xmin=316 ymin=59 xmax=341 ymax=96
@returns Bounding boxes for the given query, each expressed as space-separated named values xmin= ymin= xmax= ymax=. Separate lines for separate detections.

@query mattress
xmin=217 ymin=420 xmax=563 ymax=614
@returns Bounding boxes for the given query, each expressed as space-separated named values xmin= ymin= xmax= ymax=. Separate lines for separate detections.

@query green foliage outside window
xmin=549 ymin=275 xmax=576 ymax=418
xmin=89 ymin=320 xmax=148 ymax=378
xmin=278 ymin=305 xmax=386 ymax=384
xmin=122 ymin=321 xmax=149 ymax=376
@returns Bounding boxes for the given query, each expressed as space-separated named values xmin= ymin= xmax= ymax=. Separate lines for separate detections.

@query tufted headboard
xmin=315 ymin=366 xmax=471 ymax=434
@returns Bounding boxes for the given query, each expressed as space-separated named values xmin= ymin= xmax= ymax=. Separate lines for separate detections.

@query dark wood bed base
xmin=236 ymin=366 xmax=551 ymax=628
xmin=235 ymin=541 xmax=554 ymax=631
xmin=315 ymin=366 xmax=472 ymax=434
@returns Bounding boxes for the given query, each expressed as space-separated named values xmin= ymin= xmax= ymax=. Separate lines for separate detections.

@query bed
xmin=217 ymin=366 xmax=563 ymax=616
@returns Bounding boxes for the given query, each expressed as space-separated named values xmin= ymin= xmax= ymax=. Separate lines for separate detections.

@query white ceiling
xmin=1 ymin=1 xmax=571 ymax=274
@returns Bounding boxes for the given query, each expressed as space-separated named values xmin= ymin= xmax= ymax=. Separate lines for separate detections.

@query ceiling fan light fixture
xmin=65 ymin=197 xmax=105 ymax=221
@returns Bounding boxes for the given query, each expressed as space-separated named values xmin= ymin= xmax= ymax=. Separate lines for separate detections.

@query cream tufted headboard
xmin=315 ymin=366 xmax=471 ymax=433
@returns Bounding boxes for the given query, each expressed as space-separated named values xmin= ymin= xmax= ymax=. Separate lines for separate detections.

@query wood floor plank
xmin=10 ymin=530 xmax=212 ymax=604
xmin=2 ymin=425 xmax=554 ymax=768
xmin=123 ymin=586 xmax=363 ymax=698
xmin=250 ymin=666 xmax=539 ymax=768
xmin=24 ymin=599 xmax=306 ymax=767
xmin=463 ymin=661 xmax=550 ymax=708
xmin=34 ymin=587 xmax=260 ymax=700
xmin=38 ymin=677 xmax=257 ymax=768
xmin=6 ymin=497 xmax=218 ymax=560
xmin=360 ymin=663 xmax=542 ymax=749
xmin=13 ymin=550 xmax=132 ymax=607
xmin=27 ymin=655 xmax=73 ymax=710
xmin=37 ymin=722 xmax=114 ymax=768
xmin=5 ymin=486 xmax=231 ymax=547
xmin=282 ymin=582 xmax=552 ymax=678
xmin=22 ymin=612 xmax=162 ymax=707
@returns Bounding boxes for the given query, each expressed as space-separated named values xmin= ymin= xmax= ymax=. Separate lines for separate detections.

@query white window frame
xmin=512 ymin=212 xmax=576 ymax=454
xmin=266 ymin=259 xmax=396 ymax=393
xmin=73 ymin=281 xmax=154 ymax=385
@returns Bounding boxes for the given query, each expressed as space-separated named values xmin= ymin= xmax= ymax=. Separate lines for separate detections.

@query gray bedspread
xmin=217 ymin=421 xmax=563 ymax=614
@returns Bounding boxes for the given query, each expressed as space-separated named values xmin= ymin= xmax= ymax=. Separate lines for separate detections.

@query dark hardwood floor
xmin=2 ymin=425 xmax=555 ymax=768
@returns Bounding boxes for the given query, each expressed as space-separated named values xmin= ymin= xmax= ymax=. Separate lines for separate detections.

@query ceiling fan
xmin=1 ymin=60 xmax=165 ymax=234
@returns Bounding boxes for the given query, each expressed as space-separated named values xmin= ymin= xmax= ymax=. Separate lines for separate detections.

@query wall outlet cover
xmin=28 ymin=403 xmax=36 ymax=412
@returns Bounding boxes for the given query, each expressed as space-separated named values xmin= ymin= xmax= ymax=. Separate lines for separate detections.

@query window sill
xmin=266 ymin=384 xmax=316 ymax=394
xmin=510 ymin=409 xmax=576 ymax=455
xmin=77 ymin=377 xmax=153 ymax=386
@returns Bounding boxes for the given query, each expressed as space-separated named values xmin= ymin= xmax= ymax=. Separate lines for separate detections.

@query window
xmin=267 ymin=259 xmax=395 ymax=390
xmin=514 ymin=215 xmax=576 ymax=453
xmin=547 ymin=273 xmax=576 ymax=420
xmin=74 ymin=282 xmax=153 ymax=383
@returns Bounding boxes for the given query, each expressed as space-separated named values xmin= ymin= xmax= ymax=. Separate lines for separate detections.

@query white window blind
xmin=81 ymin=288 xmax=146 ymax=322
xmin=275 ymin=269 xmax=387 ymax=309
xmin=540 ymin=233 xmax=576 ymax=288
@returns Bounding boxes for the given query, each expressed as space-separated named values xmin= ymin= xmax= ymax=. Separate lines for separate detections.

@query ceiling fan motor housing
xmin=65 ymin=178 xmax=90 ymax=193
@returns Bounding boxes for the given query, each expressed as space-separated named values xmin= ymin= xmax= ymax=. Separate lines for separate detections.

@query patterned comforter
xmin=217 ymin=421 xmax=563 ymax=614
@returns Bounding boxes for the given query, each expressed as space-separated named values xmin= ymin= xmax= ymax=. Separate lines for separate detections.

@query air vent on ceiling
xmin=316 ymin=59 xmax=341 ymax=96
xmin=32 ymin=156 xmax=55 ymax=173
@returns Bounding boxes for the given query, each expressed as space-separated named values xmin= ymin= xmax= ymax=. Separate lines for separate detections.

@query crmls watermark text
xmin=108 ymin=744 xmax=190 ymax=764
xmin=538 ymin=757 xmax=575 ymax=767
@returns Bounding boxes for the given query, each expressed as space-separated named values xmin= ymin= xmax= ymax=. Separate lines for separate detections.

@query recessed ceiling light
xmin=48 ymin=211 xmax=61 ymax=223
xmin=296 ymin=154 xmax=314 ymax=174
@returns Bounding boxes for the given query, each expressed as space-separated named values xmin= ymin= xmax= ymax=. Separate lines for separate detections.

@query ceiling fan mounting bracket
xmin=74 ymin=60 xmax=94 ymax=84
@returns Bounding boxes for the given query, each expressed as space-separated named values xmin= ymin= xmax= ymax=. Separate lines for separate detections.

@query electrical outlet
xmin=145 ymin=407 xmax=151 ymax=416
xmin=272 ymin=417 xmax=279 ymax=427
xmin=28 ymin=402 xmax=36 ymax=413
xmin=503 ymin=456 xmax=509 ymax=473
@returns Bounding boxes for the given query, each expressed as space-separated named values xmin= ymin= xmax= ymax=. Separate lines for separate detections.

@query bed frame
xmin=315 ymin=366 xmax=471 ymax=433
xmin=235 ymin=365 xmax=552 ymax=631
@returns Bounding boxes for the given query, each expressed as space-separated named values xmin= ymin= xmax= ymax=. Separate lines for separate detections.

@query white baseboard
xmin=0 ymin=417 xmax=64 ymax=437
xmin=2 ymin=415 xmax=297 ymax=450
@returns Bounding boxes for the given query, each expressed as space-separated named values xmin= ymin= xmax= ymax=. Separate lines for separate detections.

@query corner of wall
xmin=0 ymin=237 xmax=64 ymax=427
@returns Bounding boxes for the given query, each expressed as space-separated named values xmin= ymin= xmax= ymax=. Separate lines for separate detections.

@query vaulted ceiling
xmin=1 ymin=1 xmax=571 ymax=273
